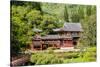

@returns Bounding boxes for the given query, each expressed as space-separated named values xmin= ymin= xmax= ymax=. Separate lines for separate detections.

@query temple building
xmin=31 ymin=23 xmax=83 ymax=50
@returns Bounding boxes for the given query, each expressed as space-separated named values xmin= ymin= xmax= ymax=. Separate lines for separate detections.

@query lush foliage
xmin=30 ymin=53 xmax=63 ymax=65
xmin=30 ymin=47 xmax=96 ymax=65
xmin=11 ymin=1 xmax=96 ymax=55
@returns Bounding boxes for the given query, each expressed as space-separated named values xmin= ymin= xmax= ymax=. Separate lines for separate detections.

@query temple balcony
xmin=72 ymin=34 xmax=80 ymax=37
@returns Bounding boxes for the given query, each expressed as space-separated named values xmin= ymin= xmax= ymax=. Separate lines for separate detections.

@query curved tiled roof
xmin=53 ymin=22 xmax=83 ymax=32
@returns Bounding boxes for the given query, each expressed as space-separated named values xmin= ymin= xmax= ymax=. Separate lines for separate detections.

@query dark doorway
xmin=73 ymin=42 xmax=77 ymax=46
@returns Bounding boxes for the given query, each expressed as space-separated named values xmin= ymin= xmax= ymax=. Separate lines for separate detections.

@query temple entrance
xmin=73 ymin=41 xmax=77 ymax=46
xmin=42 ymin=44 xmax=48 ymax=50
xmin=61 ymin=40 xmax=73 ymax=47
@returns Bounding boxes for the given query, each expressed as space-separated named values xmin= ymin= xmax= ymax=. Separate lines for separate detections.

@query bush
xmin=47 ymin=47 xmax=55 ymax=54
xmin=87 ymin=47 xmax=96 ymax=52
xmin=30 ymin=47 xmax=96 ymax=65
xmin=63 ymin=57 xmax=83 ymax=63
xmin=47 ymin=47 xmax=56 ymax=50
xmin=78 ymin=47 xmax=96 ymax=62
xmin=82 ymin=51 xmax=96 ymax=62
xmin=48 ymin=49 xmax=54 ymax=54
xmin=30 ymin=53 xmax=64 ymax=65
xmin=62 ymin=47 xmax=96 ymax=63
xmin=64 ymin=52 xmax=79 ymax=59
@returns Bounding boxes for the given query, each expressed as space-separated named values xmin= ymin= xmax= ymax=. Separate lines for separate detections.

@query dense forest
xmin=11 ymin=1 xmax=96 ymax=55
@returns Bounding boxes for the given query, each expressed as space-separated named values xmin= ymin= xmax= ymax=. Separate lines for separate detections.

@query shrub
xmin=48 ymin=49 xmax=54 ymax=54
xmin=71 ymin=57 xmax=83 ymax=63
xmin=30 ymin=53 xmax=41 ymax=63
xmin=47 ymin=47 xmax=56 ymax=50
xmin=30 ymin=47 xmax=96 ymax=65
xmin=63 ymin=57 xmax=83 ymax=63
xmin=47 ymin=47 xmax=55 ymax=54
xmin=63 ymin=47 xmax=96 ymax=63
xmin=30 ymin=53 xmax=64 ymax=65
xmin=87 ymin=47 xmax=96 ymax=52
xmin=77 ymin=47 xmax=96 ymax=62
xmin=64 ymin=52 xmax=79 ymax=59
xmin=82 ymin=51 xmax=96 ymax=62
xmin=82 ymin=56 xmax=96 ymax=62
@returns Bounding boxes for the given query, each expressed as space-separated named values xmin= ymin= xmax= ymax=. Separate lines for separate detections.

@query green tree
xmin=11 ymin=1 xmax=42 ymax=55
xmin=78 ymin=6 xmax=85 ymax=19
xmin=80 ymin=14 xmax=96 ymax=46
xmin=86 ymin=6 xmax=92 ymax=16
xmin=64 ymin=5 xmax=69 ymax=22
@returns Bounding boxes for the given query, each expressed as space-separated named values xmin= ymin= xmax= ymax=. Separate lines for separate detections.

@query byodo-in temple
xmin=31 ymin=23 xmax=83 ymax=50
